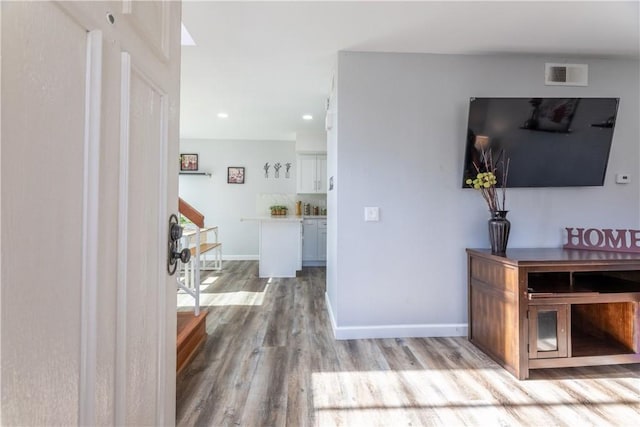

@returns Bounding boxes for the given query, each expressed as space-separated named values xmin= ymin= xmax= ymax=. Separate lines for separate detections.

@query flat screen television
xmin=462 ymin=97 xmax=619 ymax=188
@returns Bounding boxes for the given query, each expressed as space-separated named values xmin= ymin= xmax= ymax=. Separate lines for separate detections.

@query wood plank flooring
xmin=176 ymin=261 xmax=640 ymax=426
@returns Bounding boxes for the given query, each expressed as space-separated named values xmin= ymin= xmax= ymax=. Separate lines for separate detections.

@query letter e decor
xmin=564 ymin=227 xmax=640 ymax=253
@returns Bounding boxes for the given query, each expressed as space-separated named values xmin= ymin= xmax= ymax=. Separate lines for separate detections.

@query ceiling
xmin=180 ymin=1 xmax=639 ymax=142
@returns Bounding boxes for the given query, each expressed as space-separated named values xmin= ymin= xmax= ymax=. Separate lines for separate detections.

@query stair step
xmin=177 ymin=310 xmax=208 ymax=374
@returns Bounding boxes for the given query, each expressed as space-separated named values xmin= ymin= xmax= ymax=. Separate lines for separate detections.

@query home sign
xmin=564 ymin=227 xmax=640 ymax=253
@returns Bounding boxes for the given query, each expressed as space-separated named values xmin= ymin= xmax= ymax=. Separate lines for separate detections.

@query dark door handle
xmin=167 ymin=214 xmax=189 ymax=275
xmin=172 ymin=248 xmax=191 ymax=264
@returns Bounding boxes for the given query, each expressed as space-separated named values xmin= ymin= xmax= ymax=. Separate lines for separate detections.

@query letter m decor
xmin=564 ymin=227 xmax=640 ymax=253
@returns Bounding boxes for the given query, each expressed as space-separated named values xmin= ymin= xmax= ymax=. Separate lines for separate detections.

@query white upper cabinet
xmin=297 ymin=154 xmax=327 ymax=194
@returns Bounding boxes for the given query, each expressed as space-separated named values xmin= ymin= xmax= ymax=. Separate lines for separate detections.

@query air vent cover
xmin=545 ymin=63 xmax=588 ymax=86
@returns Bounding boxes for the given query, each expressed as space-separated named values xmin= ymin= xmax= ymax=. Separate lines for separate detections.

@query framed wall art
xmin=180 ymin=153 xmax=199 ymax=171
xmin=227 ymin=167 xmax=245 ymax=184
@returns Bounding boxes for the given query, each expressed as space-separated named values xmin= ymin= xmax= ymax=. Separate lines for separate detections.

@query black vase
xmin=488 ymin=210 xmax=510 ymax=254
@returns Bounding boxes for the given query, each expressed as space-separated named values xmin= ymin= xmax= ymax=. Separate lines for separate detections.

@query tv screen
xmin=462 ymin=97 xmax=619 ymax=188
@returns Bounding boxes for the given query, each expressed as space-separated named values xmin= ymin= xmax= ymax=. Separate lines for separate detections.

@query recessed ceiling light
xmin=302 ymin=114 xmax=313 ymax=120
xmin=217 ymin=112 xmax=229 ymax=119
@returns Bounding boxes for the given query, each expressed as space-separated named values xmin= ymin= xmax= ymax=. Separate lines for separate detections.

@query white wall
xmin=179 ymin=139 xmax=296 ymax=258
xmin=329 ymin=51 xmax=640 ymax=339
xmin=296 ymin=130 xmax=327 ymax=153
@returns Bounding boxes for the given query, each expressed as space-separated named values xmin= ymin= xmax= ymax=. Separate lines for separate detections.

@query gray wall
xmin=328 ymin=51 xmax=639 ymax=338
xmin=179 ymin=139 xmax=296 ymax=258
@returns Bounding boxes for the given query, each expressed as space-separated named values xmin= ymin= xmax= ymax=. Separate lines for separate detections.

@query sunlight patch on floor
xmin=310 ymin=370 xmax=640 ymax=426
xmin=176 ymin=274 xmax=219 ymax=288
xmin=311 ymin=370 xmax=505 ymax=425
xmin=202 ymin=276 xmax=218 ymax=285
xmin=177 ymin=284 xmax=270 ymax=308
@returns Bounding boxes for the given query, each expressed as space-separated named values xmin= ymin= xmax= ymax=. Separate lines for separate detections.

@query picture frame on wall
xmin=227 ymin=167 xmax=245 ymax=184
xmin=180 ymin=153 xmax=199 ymax=171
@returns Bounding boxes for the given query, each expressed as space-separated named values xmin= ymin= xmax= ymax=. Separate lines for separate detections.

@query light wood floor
xmin=176 ymin=261 xmax=640 ymax=426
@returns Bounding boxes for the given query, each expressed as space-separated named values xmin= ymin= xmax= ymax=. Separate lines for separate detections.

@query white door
xmin=1 ymin=1 xmax=181 ymax=425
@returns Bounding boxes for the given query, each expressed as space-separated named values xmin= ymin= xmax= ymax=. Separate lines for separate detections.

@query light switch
xmin=364 ymin=207 xmax=379 ymax=222
xmin=616 ymin=173 xmax=631 ymax=184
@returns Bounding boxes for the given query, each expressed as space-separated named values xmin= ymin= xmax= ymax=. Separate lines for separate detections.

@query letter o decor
xmin=564 ymin=227 xmax=640 ymax=253
xmin=584 ymin=228 xmax=605 ymax=247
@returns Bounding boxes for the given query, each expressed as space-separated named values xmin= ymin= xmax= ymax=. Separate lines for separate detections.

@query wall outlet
xmin=364 ymin=207 xmax=379 ymax=222
xmin=616 ymin=173 xmax=631 ymax=184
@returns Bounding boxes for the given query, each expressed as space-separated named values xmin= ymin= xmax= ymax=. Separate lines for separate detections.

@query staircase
xmin=177 ymin=310 xmax=208 ymax=374
xmin=176 ymin=198 xmax=215 ymax=373
xmin=179 ymin=197 xmax=204 ymax=228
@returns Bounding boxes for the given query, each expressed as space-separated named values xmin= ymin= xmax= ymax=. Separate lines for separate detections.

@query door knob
xmin=171 ymin=248 xmax=191 ymax=264
xmin=167 ymin=213 xmax=189 ymax=275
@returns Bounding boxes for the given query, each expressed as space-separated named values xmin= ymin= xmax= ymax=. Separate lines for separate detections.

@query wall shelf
xmin=179 ymin=172 xmax=211 ymax=177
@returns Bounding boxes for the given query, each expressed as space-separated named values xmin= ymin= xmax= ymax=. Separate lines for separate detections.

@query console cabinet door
xmin=529 ymin=304 xmax=569 ymax=359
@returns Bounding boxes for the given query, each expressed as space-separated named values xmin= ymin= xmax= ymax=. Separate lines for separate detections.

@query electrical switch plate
xmin=616 ymin=173 xmax=630 ymax=184
xmin=364 ymin=207 xmax=379 ymax=222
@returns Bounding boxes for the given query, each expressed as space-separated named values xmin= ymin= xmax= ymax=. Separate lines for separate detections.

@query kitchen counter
xmin=241 ymin=215 xmax=326 ymax=222
xmin=241 ymin=216 xmax=303 ymax=223
xmin=241 ymin=217 xmax=302 ymax=278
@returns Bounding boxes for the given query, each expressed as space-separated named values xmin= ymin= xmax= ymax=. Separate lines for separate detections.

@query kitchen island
xmin=241 ymin=216 xmax=303 ymax=278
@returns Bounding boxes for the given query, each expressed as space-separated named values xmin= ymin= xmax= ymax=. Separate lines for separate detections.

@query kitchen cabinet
xmin=302 ymin=218 xmax=327 ymax=266
xmin=297 ymin=154 xmax=327 ymax=193
xmin=317 ymin=220 xmax=327 ymax=261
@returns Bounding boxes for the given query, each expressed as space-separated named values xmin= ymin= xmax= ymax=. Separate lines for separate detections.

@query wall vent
xmin=545 ymin=63 xmax=588 ymax=86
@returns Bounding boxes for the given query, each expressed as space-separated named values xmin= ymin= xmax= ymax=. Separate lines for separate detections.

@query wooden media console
xmin=466 ymin=248 xmax=640 ymax=380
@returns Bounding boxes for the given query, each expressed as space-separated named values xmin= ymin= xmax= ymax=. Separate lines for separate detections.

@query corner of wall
xmin=0 ymin=4 xmax=4 ymax=417
xmin=324 ymin=292 xmax=338 ymax=339
xmin=326 ymin=54 xmax=339 ymax=328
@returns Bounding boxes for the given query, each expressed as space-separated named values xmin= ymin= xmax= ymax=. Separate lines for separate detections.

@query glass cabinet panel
xmin=529 ymin=304 xmax=569 ymax=359
xmin=537 ymin=310 xmax=559 ymax=352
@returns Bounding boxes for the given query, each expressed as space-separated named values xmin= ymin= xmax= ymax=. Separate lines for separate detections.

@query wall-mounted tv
xmin=462 ymin=97 xmax=619 ymax=188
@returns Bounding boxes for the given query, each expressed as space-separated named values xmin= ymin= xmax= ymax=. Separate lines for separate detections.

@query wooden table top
xmin=466 ymin=247 xmax=640 ymax=266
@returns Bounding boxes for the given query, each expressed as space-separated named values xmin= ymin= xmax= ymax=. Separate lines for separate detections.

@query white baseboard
xmin=221 ymin=254 xmax=259 ymax=261
xmin=323 ymin=292 xmax=468 ymax=340
xmin=303 ymin=260 xmax=326 ymax=267
xmin=331 ymin=323 xmax=468 ymax=340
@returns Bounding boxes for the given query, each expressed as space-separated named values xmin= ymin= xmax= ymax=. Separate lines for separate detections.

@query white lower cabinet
xmin=302 ymin=218 xmax=327 ymax=266
xmin=317 ymin=221 xmax=327 ymax=261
